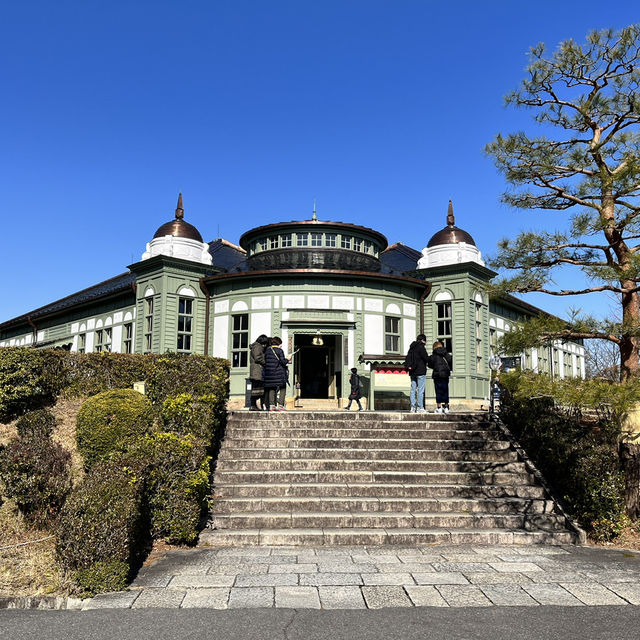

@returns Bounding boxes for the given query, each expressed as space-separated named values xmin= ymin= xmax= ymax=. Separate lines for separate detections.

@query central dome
xmin=427 ymin=201 xmax=476 ymax=248
xmin=152 ymin=194 xmax=204 ymax=242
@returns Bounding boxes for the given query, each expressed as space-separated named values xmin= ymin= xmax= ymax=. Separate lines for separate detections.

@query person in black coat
xmin=263 ymin=337 xmax=289 ymax=411
xmin=249 ymin=334 xmax=269 ymax=411
xmin=344 ymin=367 xmax=364 ymax=411
xmin=405 ymin=334 xmax=429 ymax=413
xmin=427 ymin=341 xmax=453 ymax=413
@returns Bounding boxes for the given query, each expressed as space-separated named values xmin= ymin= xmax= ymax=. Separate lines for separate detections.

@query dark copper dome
xmin=426 ymin=201 xmax=476 ymax=248
xmin=152 ymin=194 xmax=204 ymax=243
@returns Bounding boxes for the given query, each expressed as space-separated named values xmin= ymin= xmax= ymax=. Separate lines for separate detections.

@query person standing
xmin=344 ymin=367 xmax=364 ymax=411
xmin=249 ymin=334 xmax=269 ymax=411
xmin=404 ymin=334 xmax=429 ymax=413
xmin=427 ymin=340 xmax=453 ymax=413
xmin=263 ymin=337 xmax=289 ymax=411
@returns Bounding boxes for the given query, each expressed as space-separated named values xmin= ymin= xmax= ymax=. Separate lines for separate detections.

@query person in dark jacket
xmin=405 ymin=334 xmax=429 ymax=413
xmin=249 ymin=334 xmax=269 ymax=411
xmin=427 ymin=341 xmax=453 ymax=413
xmin=344 ymin=367 xmax=364 ymax=411
xmin=263 ymin=336 xmax=289 ymax=411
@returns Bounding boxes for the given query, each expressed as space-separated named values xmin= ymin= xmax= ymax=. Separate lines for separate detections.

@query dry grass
xmin=0 ymin=398 xmax=86 ymax=597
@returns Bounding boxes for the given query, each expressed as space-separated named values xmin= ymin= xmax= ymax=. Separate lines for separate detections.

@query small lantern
xmin=312 ymin=331 xmax=324 ymax=346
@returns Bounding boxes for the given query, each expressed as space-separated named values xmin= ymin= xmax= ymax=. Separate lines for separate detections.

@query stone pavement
xmin=83 ymin=544 xmax=640 ymax=610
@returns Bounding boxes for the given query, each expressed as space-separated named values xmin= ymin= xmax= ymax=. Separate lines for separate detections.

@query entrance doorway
xmin=293 ymin=334 xmax=342 ymax=399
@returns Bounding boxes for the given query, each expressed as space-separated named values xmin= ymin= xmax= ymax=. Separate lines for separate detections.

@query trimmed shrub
xmin=0 ymin=435 xmax=72 ymax=528
xmin=123 ymin=432 xmax=210 ymax=545
xmin=0 ymin=348 xmax=66 ymax=421
xmin=15 ymin=409 xmax=57 ymax=439
xmin=56 ymin=461 xmax=145 ymax=596
xmin=499 ymin=372 xmax=629 ymax=540
xmin=75 ymin=389 xmax=155 ymax=469
xmin=161 ymin=393 xmax=225 ymax=443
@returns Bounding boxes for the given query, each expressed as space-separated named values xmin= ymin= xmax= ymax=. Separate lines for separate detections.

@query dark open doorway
xmin=293 ymin=334 xmax=342 ymax=399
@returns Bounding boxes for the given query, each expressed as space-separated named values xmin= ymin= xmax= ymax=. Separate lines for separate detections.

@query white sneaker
xmin=434 ymin=407 xmax=443 ymax=414
xmin=417 ymin=408 xmax=427 ymax=414
xmin=410 ymin=407 xmax=417 ymax=413
xmin=443 ymin=407 xmax=450 ymax=414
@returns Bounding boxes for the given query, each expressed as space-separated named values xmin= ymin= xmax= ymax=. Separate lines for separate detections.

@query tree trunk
xmin=619 ymin=287 xmax=640 ymax=382
xmin=620 ymin=442 xmax=640 ymax=519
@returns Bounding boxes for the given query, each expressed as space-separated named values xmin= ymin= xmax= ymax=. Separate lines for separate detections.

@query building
xmin=0 ymin=196 xmax=585 ymax=408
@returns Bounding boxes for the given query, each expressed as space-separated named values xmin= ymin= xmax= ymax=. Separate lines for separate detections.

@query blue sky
xmin=1 ymin=1 xmax=637 ymax=322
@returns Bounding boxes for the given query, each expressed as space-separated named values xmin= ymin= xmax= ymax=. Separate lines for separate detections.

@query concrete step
xmin=228 ymin=412 xmax=489 ymax=423
xmin=211 ymin=496 xmax=557 ymax=514
xmin=211 ymin=511 xmax=568 ymax=530
xmin=199 ymin=527 xmax=578 ymax=547
xmin=221 ymin=436 xmax=508 ymax=450
xmin=213 ymin=469 xmax=535 ymax=485
xmin=215 ymin=458 xmax=527 ymax=473
xmin=213 ymin=482 xmax=549 ymax=499
xmin=218 ymin=447 xmax=518 ymax=462
xmin=224 ymin=427 xmax=502 ymax=439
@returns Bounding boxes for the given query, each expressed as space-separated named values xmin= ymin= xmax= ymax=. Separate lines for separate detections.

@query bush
xmin=0 ymin=435 xmax=72 ymax=528
xmin=0 ymin=348 xmax=66 ymax=421
xmin=75 ymin=389 xmax=155 ymax=469
xmin=123 ymin=432 xmax=210 ymax=545
xmin=15 ymin=409 xmax=57 ymax=439
xmin=499 ymin=372 xmax=629 ymax=540
xmin=161 ymin=393 xmax=225 ymax=443
xmin=56 ymin=461 xmax=145 ymax=596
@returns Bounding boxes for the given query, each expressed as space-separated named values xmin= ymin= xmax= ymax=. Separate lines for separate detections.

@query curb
xmin=0 ymin=595 xmax=85 ymax=610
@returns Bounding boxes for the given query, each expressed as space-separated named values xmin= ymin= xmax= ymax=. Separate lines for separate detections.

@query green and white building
xmin=0 ymin=196 xmax=585 ymax=408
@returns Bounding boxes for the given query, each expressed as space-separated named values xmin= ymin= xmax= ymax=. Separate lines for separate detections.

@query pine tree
xmin=486 ymin=25 xmax=640 ymax=381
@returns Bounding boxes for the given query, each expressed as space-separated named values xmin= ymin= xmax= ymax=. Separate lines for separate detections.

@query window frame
xmin=177 ymin=297 xmax=193 ymax=352
xmin=231 ymin=313 xmax=249 ymax=368
xmin=436 ymin=301 xmax=453 ymax=354
xmin=384 ymin=315 xmax=401 ymax=353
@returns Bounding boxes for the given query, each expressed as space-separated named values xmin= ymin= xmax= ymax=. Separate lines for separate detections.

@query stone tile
xmin=464 ymin=572 xmax=532 ymax=585
xmin=432 ymin=562 xmax=494 ymax=573
xmin=235 ymin=574 xmax=298 ymax=587
xmin=585 ymin=570 xmax=640 ymax=583
xmin=413 ymin=572 xmax=469 ymax=585
xmin=181 ymin=588 xmax=230 ymax=609
xmin=480 ymin=584 xmax=539 ymax=606
xmin=318 ymin=586 xmax=367 ymax=609
xmin=317 ymin=562 xmax=378 ymax=573
xmin=300 ymin=573 xmax=363 ymax=586
xmin=269 ymin=563 xmax=318 ymax=574
xmin=167 ymin=564 xmax=212 ymax=576
xmin=523 ymin=584 xmax=584 ymax=606
xmin=361 ymin=573 xmax=415 ymax=586
xmin=275 ymin=586 xmax=321 ymax=609
xmin=227 ymin=587 xmax=274 ymax=608
xmin=523 ymin=571 xmax=589 ymax=583
xmin=264 ymin=555 xmax=299 ymax=564
xmin=441 ymin=553 xmax=499 ymax=563
xmin=82 ymin=591 xmax=140 ymax=610
xmin=362 ymin=586 xmax=413 ymax=609
xmin=399 ymin=556 xmax=441 ymax=564
xmin=131 ymin=573 xmax=173 ymax=588
xmin=405 ymin=586 xmax=449 ymax=607
xmin=436 ymin=585 xmax=493 ymax=607
xmin=392 ymin=563 xmax=436 ymax=574
xmin=561 ymin=583 xmax=628 ymax=605
xmin=208 ymin=563 xmax=269 ymax=575
xmin=489 ymin=562 xmax=543 ymax=573
xmin=216 ymin=548 xmax=272 ymax=557
xmin=603 ymin=583 xmax=640 ymax=605
xmin=169 ymin=575 xmax=235 ymax=588
xmin=132 ymin=589 xmax=186 ymax=608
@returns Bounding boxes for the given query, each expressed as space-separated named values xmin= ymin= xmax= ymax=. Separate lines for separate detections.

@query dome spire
xmin=175 ymin=193 xmax=184 ymax=220
xmin=312 ymin=198 xmax=317 ymax=221
xmin=447 ymin=200 xmax=455 ymax=227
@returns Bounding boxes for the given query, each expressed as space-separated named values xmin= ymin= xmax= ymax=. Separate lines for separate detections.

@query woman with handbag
xmin=427 ymin=341 xmax=453 ymax=414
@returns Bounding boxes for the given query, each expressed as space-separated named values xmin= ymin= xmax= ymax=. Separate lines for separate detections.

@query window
xmin=297 ymin=233 xmax=308 ymax=246
xmin=94 ymin=328 xmax=110 ymax=352
xmin=341 ymin=235 xmax=352 ymax=249
xmin=354 ymin=238 xmax=362 ymax=252
xmin=123 ymin=323 xmax=133 ymax=354
xmin=311 ymin=232 xmax=322 ymax=247
xmin=231 ymin=313 xmax=249 ymax=367
xmin=489 ymin=328 xmax=497 ymax=352
xmin=326 ymin=233 xmax=336 ymax=247
xmin=104 ymin=328 xmax=112 ymax=352
xmin=260 ymin=238 xmax=268 ymax=251
xmin=145 ymin=297 xmax=154 ymax=353
xmin=269 ymin=236 xmax=279 ymax=249
xmin=437 ymin=302 xmax=452 ymax=353
xmin=78 ymin=333 xmax=86 ymax=354
xmin=475 ymin=303 xmax=482 ymax=373
xmin=282 ymin=233 xmax=292 ymax=247
xmin=363 ymin=240 xmax=372 ymax=254
xmin=385 ymin=316 xmax=400 ymax=353
xmin=177 ymin=297 xmax=193 ymax=351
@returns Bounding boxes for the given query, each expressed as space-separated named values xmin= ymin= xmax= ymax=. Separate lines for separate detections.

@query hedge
xmin=15 ymin=408 xmax=57 ymax=440
xmin=499 ymin=371 xmax=633 ymax=540
xmin=75 ymin=389 xmax=155 ymax=469
xmin=56 ymin=461 xmax=146 ymax=596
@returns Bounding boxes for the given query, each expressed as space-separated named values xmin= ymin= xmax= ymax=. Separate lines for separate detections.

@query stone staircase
xmin=200 ymin=411 xmax=581 ymax=547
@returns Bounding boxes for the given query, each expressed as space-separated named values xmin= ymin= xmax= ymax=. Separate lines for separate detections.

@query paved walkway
xmin=83 ymin=544 xmax=640 ymax=610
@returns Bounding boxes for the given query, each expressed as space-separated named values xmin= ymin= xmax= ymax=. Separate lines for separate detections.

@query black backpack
xmin=404 ymin=346 xmax=416 ymax=372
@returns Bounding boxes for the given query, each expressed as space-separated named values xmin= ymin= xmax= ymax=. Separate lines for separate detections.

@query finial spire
xmin=175 ymin=193 xmax=184 ymax=220
xmin=312 ymin=198 xmax=317 ymax=221
xmin=446 ymin=200 xmax=455 ymax=227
